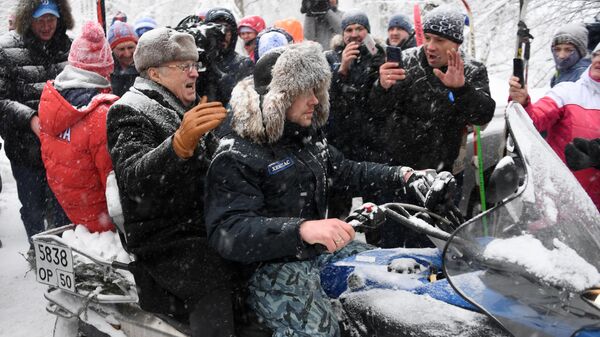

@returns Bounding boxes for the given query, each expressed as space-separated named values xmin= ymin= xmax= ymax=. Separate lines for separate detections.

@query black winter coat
xmin=370 ymin=47 xmax=495 ymax=172
xmin=0 ymin=30 xmax=71 ymax=167
xmin=205 ymin=123 xmax=406 ymax=265
xmin=106 ymin=77 xmax=233 ymax=313
xmin=110 ymin=61 xmax=138 ymax=97
xmin=325 ymin=36 xmax=386 ymax=162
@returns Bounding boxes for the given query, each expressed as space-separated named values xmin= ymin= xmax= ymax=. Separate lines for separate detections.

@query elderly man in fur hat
xmin=0 ymin=0 xmax=73 ymax=250
xmin=106 ymin=27 xmax=236 ymax=337
xmin=205 ymin=42 xmax=456 ymax=337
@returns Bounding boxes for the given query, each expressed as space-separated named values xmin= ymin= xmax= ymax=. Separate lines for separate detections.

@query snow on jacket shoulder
xmin=525 ymin=68 xmax=600 ymax=208
xmin=38 ymin=81 xmax=118 ymax=232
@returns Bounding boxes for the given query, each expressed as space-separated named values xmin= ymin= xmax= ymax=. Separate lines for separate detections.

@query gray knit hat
xmin=133 ymin=27 xmax=198 ymax=72
xmin=423 ymin=6 xmax=464 ymax=44
xmin=388 ymin=13 xmax=413 ymax=33
xmin=552 ymin=23 xmax=589 ymax=58
xmin=341 ymin=9 xmax=370 ymax=33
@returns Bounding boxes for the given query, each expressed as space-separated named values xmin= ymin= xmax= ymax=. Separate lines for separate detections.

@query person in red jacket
xmin=238 ymin=15 xmax=265 ymax=63
xmin=38 ymin=21 xmax=118 ymax=232
xmin=509 ymin=43 xmax=600 ymax=210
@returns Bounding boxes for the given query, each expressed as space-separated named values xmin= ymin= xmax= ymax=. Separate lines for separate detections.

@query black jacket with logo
xmin=205 ymin=123 xmax=406 ymax=265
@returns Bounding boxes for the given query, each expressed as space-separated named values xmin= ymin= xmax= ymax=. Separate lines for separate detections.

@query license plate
xmin=33 ymin=241 xmax=76 ymax=293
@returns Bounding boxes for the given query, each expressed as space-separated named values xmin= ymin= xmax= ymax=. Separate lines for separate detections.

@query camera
xmin=174 ymin=15 xmax=227 ymax=68
xmin=174 ymin=15 xmax=229 ymax=101
xmin=301 ymin=0 xmax=330 ymax=17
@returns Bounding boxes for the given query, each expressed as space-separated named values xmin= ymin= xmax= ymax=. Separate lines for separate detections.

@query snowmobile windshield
xmin=443 ymin=103 xmax=600 ymax=337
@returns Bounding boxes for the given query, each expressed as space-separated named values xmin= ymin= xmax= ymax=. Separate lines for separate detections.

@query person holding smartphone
xmin=324 ymin=9 xmax=386 ymax=217
xmin=370 ymin=6 xmax=495 ymax=248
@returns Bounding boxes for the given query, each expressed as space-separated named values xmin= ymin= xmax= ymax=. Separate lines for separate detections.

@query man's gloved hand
xmin=424 ymin=171 xmax=457 ymax=212
xmin=565 ymin=137 xmax=600 ymax=171
xmin=401 ymin=168 xmax=456 ymax=212
xmin=172 ymin=96 xmax=227 ymax=159
xmin=400 ymin=167 xmax=436 ymax=205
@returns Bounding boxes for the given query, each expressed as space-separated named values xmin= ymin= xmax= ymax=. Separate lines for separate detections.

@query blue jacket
xmin=551 ymin=57 xmax=591 ymax=88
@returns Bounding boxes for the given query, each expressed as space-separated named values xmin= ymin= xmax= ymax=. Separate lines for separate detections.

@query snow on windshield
xmin=483 ymin=234 xmax=600 ymax=292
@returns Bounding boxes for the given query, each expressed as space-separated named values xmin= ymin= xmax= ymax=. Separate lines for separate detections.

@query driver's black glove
xmin=565 ymin=138 xmax=600 ymax=171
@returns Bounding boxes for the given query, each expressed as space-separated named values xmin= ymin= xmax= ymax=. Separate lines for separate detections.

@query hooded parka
xmin=0 ymin=0 xmax=74 ymax=167
xmin=38 ymin=66 xmax=118 ymax=232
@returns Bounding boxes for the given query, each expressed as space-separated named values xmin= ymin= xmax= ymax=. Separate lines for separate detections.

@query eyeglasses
xmin=161 ymin=62 xmax=206 ymax=73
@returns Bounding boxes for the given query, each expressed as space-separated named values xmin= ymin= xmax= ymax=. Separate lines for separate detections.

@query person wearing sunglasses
xmin=106 ymin=27 xmax=235 ymax=337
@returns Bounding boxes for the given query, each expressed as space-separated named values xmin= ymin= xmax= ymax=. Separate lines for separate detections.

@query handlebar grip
xmin=513 ymin=58 xmax=525 ymax=88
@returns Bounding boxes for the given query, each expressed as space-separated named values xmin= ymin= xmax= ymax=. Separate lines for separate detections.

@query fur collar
xmin=229 ymin=42 xmax=331 ymax=144
xmin=15 ymin=0 xmax=74 ymax=36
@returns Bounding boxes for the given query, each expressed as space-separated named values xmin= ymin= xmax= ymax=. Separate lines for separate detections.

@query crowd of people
xmin=0 ymin=0 xmax=599 ymax=336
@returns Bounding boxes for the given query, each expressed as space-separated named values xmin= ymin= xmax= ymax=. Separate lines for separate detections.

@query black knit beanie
xmin=423 ymin=7 xmax=464 ymax=44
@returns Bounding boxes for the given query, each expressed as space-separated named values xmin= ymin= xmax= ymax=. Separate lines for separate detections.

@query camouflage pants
xmin=247 ymin=241 xmax=370 ymax=337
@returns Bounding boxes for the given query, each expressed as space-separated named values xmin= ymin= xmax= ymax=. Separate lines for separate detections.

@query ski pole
xmin=457 ymin=0 xmax=487 ymax=227
xmin=475 ymin=125 xmax=488 ymax=234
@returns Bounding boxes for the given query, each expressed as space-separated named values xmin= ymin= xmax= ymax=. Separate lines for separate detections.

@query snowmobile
xmin=322 ymin=102 xmax=600 ymax=337
xmin=32 ymin=102 xmax=600 ymax=337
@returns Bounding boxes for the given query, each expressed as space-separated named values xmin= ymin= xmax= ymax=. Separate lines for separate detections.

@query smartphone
xmin=386 ymin=45 xmax=404 ymax=68
xmin=362 ymin=34 xmax=378 ymax=56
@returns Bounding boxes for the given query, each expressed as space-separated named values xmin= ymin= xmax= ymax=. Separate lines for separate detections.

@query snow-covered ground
xmin=0 ymin=140 xmax=55 ymax=337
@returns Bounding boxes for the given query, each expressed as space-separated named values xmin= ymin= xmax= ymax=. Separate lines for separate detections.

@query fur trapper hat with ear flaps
xmin=133 ymin=27 xmax=198 ymax=73
xmin=229 ymin=42 xmax=331 ymax=144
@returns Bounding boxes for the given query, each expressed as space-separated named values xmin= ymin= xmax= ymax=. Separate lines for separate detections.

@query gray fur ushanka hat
xmin=133 ymin=27 xmax=198 ymax=73
xmin=229 ymin=42 xmax=332 ymax=144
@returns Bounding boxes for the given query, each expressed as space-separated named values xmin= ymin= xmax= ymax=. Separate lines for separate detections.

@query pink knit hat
xmin=68 ymin=21 xmax=114 ymax=77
